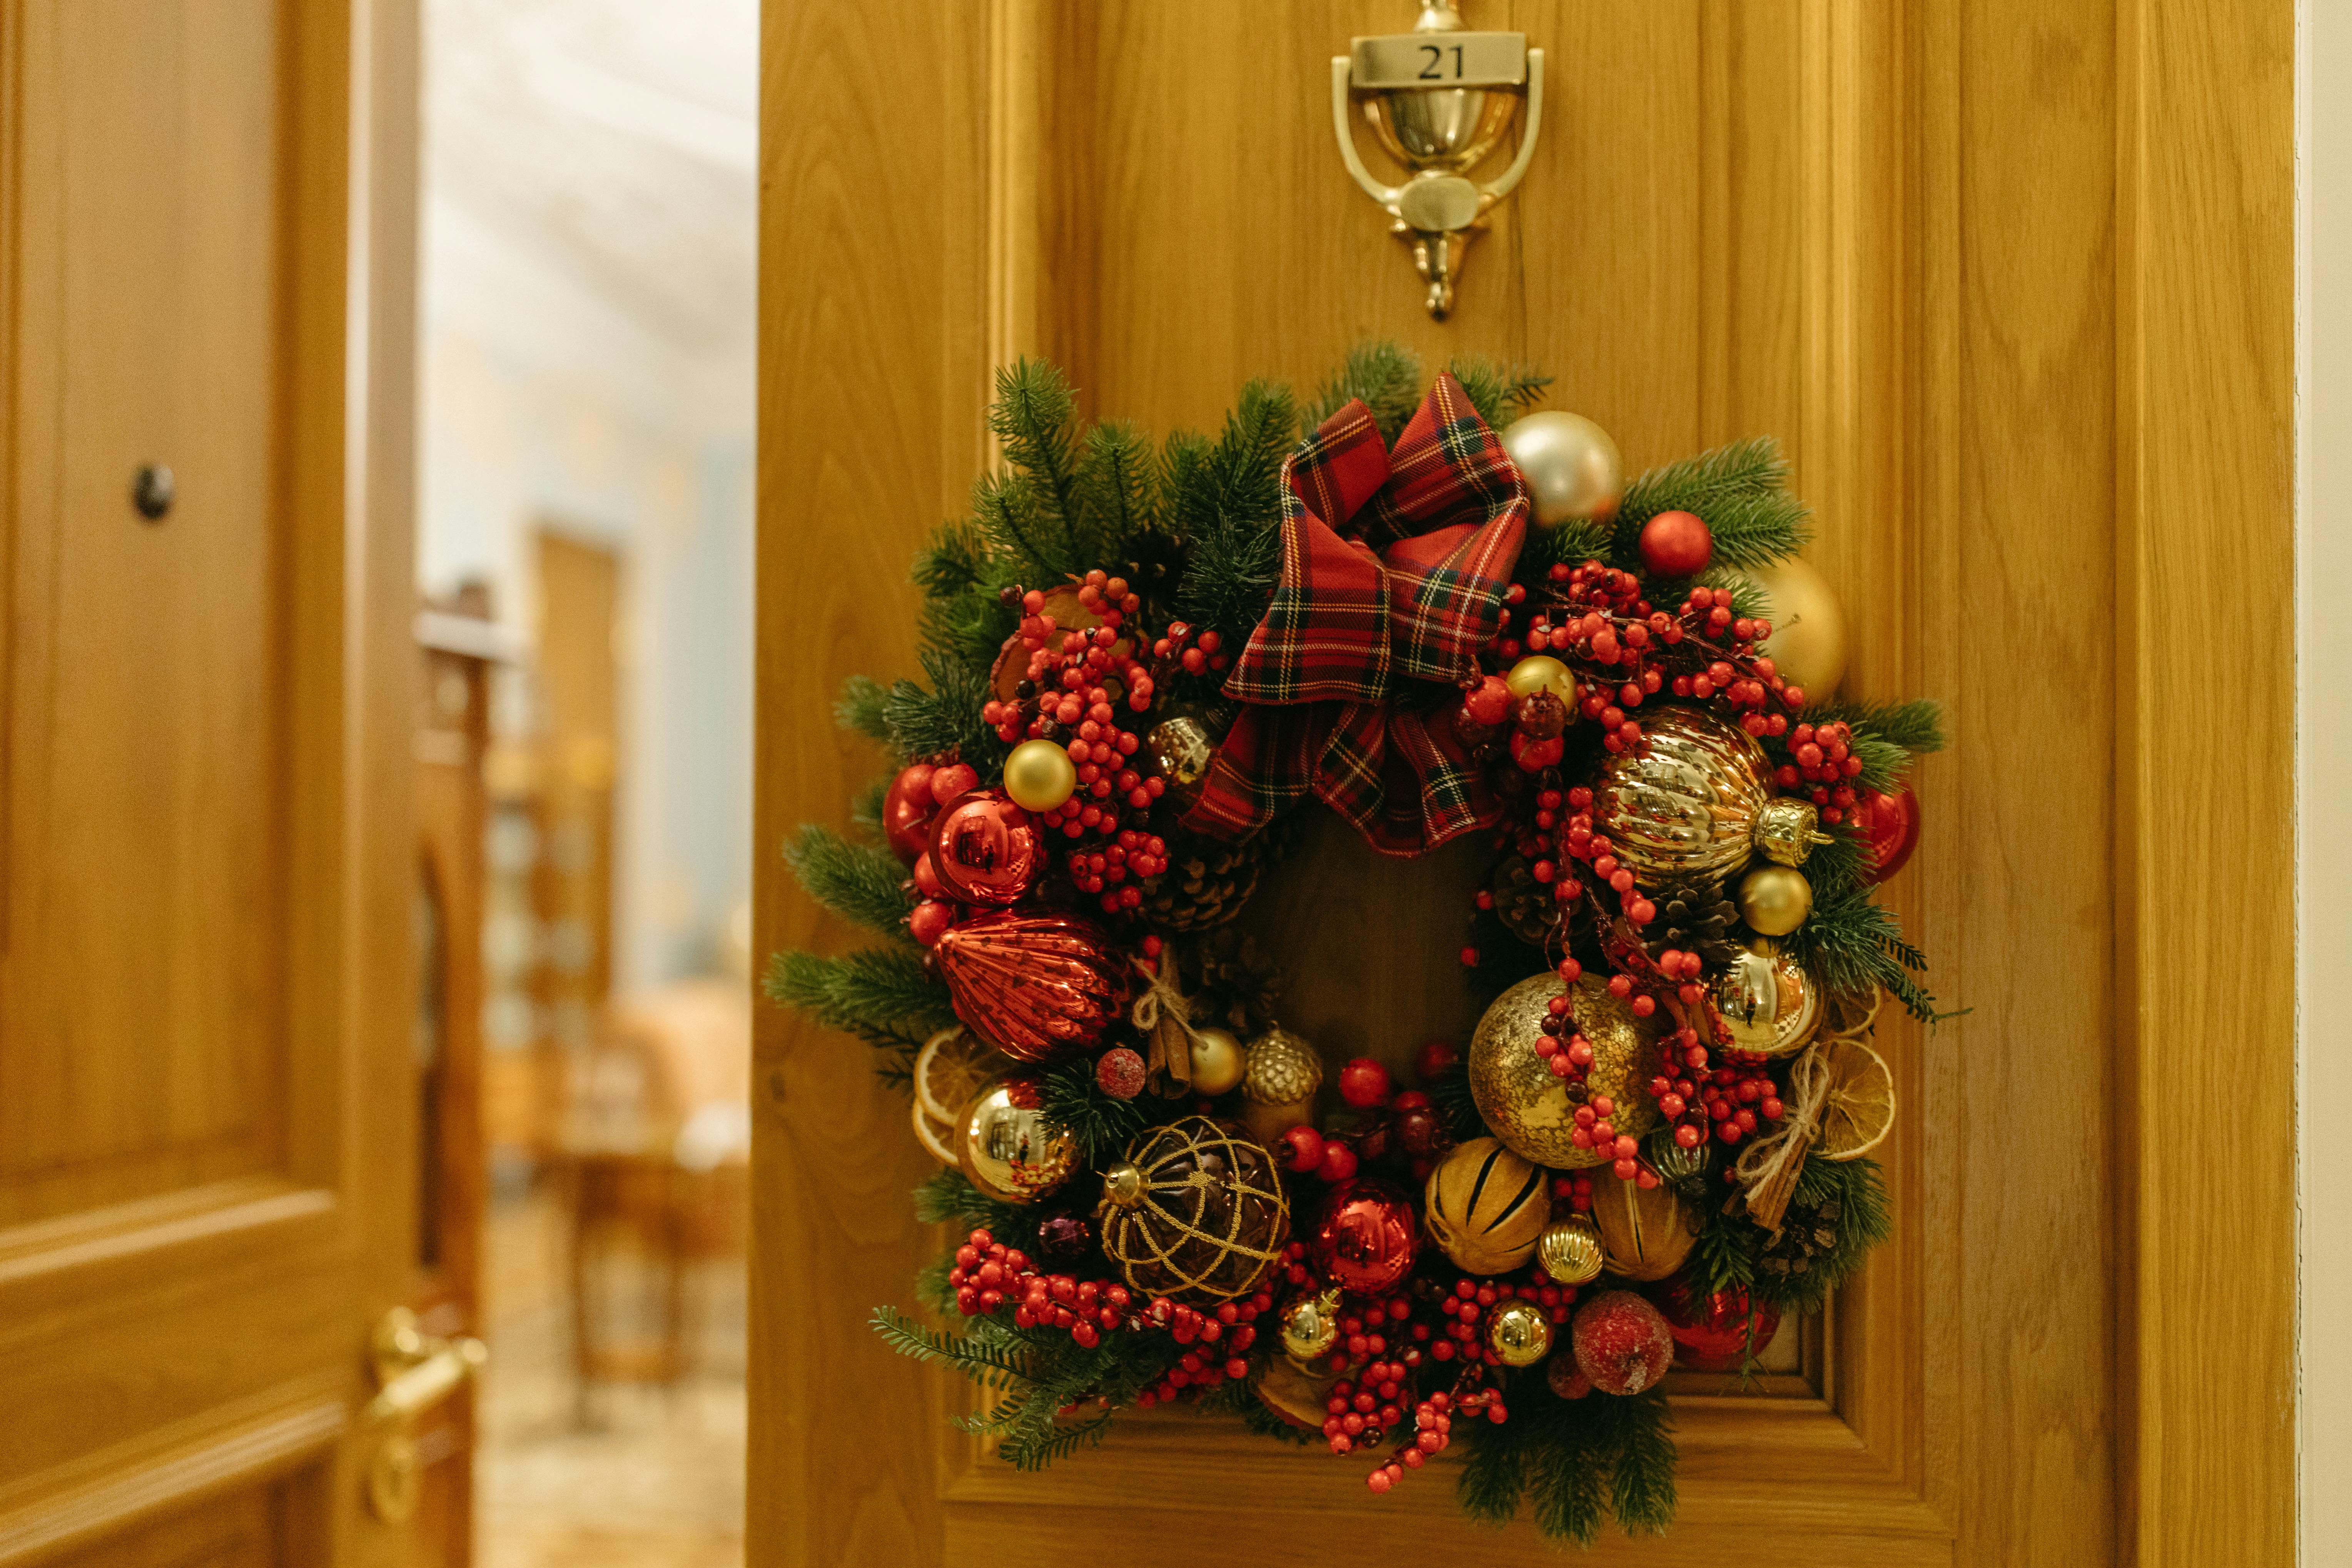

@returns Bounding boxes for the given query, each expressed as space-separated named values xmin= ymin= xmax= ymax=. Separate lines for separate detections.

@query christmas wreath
xmin=773 ymin=342 xmax=1943 ymax=1545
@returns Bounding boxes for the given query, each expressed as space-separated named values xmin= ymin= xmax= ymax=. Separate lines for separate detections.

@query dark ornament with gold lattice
xmin=1095 ymin=1116 xmax=1290 ymax=1304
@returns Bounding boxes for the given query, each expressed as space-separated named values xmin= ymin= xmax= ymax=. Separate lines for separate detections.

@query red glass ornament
xmin=933 ymin=909 xmax=1133 ymax=1060
xmin=1637 ymin=509 xmax=1715 ymax=577
xmin=883 ymin=764 xmax=940 ymax=865
xmin=930 ymin=791 xmax=1044 ymax=906
xmin=1659 ymin=1272 xmax=1782 ymax=1373
xmin=1311 ymin=1180 xmax=1419 ymax=1294
xmin=1858 ymin=786 xmax=1920 ymax=884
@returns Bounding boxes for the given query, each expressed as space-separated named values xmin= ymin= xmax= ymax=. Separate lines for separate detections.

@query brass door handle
xmin=366 ymin=1307 xmax=486 ymax=1521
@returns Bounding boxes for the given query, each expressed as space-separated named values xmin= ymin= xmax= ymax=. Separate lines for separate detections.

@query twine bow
xmin=1732 ymin=991 xmax=1881 ymax=1234
xmin=1131 ymin=957 xmax=1209 ymax=1095
xmin=1177 ymin=374 xmax=1529 ymax=858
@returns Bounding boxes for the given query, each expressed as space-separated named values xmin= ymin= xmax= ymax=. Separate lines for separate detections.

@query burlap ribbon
xmin=1131 ymin=958 xmax=1209 ymax=1095
xmin=1732 ymin=991 xmax=1881 ymax=1234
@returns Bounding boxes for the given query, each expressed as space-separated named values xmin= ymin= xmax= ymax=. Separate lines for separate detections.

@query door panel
xmin=754 ymin=0 xmax=2294 ymax=1562
xmin=0 ymin=0 xmax=424 ymax=1561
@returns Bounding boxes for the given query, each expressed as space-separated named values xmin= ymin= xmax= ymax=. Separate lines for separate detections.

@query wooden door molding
xmin=753 ymin=2 xmax=2296 ymax=1562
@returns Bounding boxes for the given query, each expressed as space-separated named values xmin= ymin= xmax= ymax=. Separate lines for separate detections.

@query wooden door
xmin=0 ymin=2 xmax=428 ymax=1564
xmin=753 ymin=2 xmax=2295 ymax=1563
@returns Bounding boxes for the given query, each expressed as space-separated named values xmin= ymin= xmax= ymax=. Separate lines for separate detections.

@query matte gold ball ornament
xmin=956 ymin=1076 xmax=1079 ymax=1203
xmin=1424 ymin=1137 xmax=1550 ymax=1275
xmin=1710 ymin=937 xmax=1821 ymax=1057
xmin=1500 ymin=411 xmax=1625 ymax=528
xmin=1736 ymin=864 xmax=1814 ymax=937
xmin=1747 ymin=556 xmax=1849 ymax=697
xmin=1485 ymin=1299 xmax=1555 ymax=1367
xmin=1469 ymin=973 xmax=1664 ymax=1168
xmin=1188 ymin=1025 xmax=1246 ymax=1096
xmin=1504 ymin=653 xmax=1579 ymax=709
xmin=1535 ymin=1214 xmax=1606 ymax=1285
xmin=1001 ymin=738 xmax=1079 ymax=812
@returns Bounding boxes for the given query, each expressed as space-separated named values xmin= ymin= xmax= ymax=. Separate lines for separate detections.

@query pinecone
xmin=1757 ymin=1194 xmax=1843 ymax=1281
xmin=1140 ymin=824 xmax=1287 ymax=932
xmin=1185 ymin=927 xmax=1285 ymax=1034
xmin=1650 ymin=875 xmax=1741 ymax=968
xmin=1490 ymin=855 xmax=1559 ymax=948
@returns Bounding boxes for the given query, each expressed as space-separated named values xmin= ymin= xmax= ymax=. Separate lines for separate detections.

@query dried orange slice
xmin=1815 ymin=1035 xmax=1896 ymax=1161
xmin=912 ymin=1094 xmax=960 ymax=1166
xmin=914 ymin=1026 xmax=1002 ymax=1125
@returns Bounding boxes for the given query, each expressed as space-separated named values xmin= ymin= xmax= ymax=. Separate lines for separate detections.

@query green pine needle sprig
xmin=1794 ymin=887 xmax=1942 ymax=1022
xmin=763 ymin=946 xmax=954 ymax=1071
xmin=1447 ymin=353 xmax=1553 ymax=431
xmin=835 ymin=674 xmax=893 ymax=746
xmin=781 ymin=824 xmax=911 ymax=939
xmin=1456 ymin=1377 xmax=1677 ymax=1544
xmin=1308 ymin=339 xmax=1423 ymax=442
xmin=1613 ymin=437 xmax=1811 ymax=571
xmin=1035 ymin=1055 xmax=1156 ymax=1167
xmin=1749 ymin=1155 xmax=1893 ymax=1316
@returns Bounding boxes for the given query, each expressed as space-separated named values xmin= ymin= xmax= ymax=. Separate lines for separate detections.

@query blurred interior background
xmin=412 ymin=2 xmax=755 ymax=1563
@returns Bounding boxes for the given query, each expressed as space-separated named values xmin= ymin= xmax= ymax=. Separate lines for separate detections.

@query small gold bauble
xmin=1504 ymin=654 xmax=1578 ymax=708
xmin=1588 ymin=1167 xmax=1696 ymax=1281
xmin=1143 ymin=713 xmax=1218 ymax=811
xmin=1500 ymin=411 xmax=1625 ymax=528
xmin=1468 ymin=974 xmax=1663 ymax=1168
xmin=1647 ymin=1130 xmax=1711 ymax=1186
xmin=1592 ymin=705 xmax=1775 ymax=887
xmin=1535 ymin=1214 xmax=1605 ymax=1285
xmin=1485 ymin=1299 xmax=1555 ymax=1367
xmin=1279 ymin=1284 xmax=1345 ymax=1366
xmin=1711 ymin=937 xmax=1821 ymax=1057
xmin=1002 ymin=738 xmax=1078 ymax=812
xmin=1424 ymin=1137 xmax=1550 ymax=1275
xmin=1737 ymin=864 xmax=1814 ymax=937
xmin=1189 ymin=1025 xmax=1246 ymax=1096
xmin=1754 ymin=797 xmax=1831 ymax=867
xmin=1748 ymin=556 xmax=1848 ymax=696
xmin=957 ymin=1077 xmax=1079 ymax=1203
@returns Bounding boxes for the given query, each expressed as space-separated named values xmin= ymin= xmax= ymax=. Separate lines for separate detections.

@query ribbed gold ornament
xmin=1469 ymin=974 xmax=1663 ymax=1167
xmin=1535 ymin=1214 xmax=1605 ymax=1285
xmin=1592 ymin=705 xmax=1774 ymax=887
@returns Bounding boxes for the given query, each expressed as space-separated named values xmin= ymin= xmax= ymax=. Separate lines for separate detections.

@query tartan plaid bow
xmin=1178 ymin=373 xmax=1528 ymax=857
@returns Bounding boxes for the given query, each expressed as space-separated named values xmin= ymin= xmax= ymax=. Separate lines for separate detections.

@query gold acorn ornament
xmin=1239 ymin=1025 xmax=1323 ymax=1144
xmin=1592 ymin=705 xmax=1791 ymax=888
xmin=1278 ymin=1283 xmax=1345 ymax=1367
xmin=1468 ymin=973 xmax=1663 ymax=1168
xmin=1711 ymin=936 xmax=1822 ymax=1057
xmin=1096 ymin=1117 xmax=1290 ymax=1304
xmin=1424 ymin=1137 xmax=1550 ymax=1275
xmin=1587 ymin=1167 xmax=1696 ymax=1281
xmin=1736 ymin=863 xmax=1814 ymax=937
xmin=1500 ymin=411 xmax=1624 ymax=528
xmin=956 ymin=1076 xmax=1079 ymax=1203
xmin=1485 ymin=1299 xmax=1555 ymax=1367
xmin=1535 ymin=1213 xmax=1605 ymax=1285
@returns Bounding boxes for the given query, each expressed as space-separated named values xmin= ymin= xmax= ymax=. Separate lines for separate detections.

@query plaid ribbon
xmin=1178 ymin=374 xmax=1528 ymax=857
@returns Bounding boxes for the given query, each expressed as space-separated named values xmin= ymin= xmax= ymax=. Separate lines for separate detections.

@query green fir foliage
xmin=1035 ymin=1055 xmax=1155 ymax=1167
xmin=1456 ymin=1378 xmax=1677 ymax=1545
xmin=1169 ymin=380 xmax=1301 ymax=646
xmin=1611 ymin=437 xmax=1811 ymax=572
xmin=835 ymin=674 xmax=894 ymax=746
xmin=1804 ymin=697 xmax=1948 ymax=793
xmin=848 ymin=778 xmax=889 ymax=839
xmin=763 ymin=946 xmax=954 ymax=1072
xmin=1446 ymin=353 xmax=1552 ymax=431
xmin=1795 ymin=886 xmax=1941 ymax=1022
xmin=1694 ymin=1155 xmax=1892 ymax=1316
xmin=1307 ymin=339 xmax=1424 ymax=441
xmin=780 ymin=824 xmax=911 ymax=939
xmin=881 ymin=648 xmax=997 ymax=767
xmin=1196 ymin=1373 xmax=1317 ymax=1446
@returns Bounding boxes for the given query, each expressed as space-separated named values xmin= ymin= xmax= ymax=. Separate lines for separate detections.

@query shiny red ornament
xmin=1311 ymin=1180 xmax=1418 ymax=1294
xmin=883 ymin=764 xmax=940 ymax=865
xmin=1338 ymin=1057 xmax=1393 ymax=1109
xmin=928 ymin=761 xmax=979 ymax=804
xmin=910 ymin=851 xmax=946 ymax=900
xmin=930 ymin=791 xmax=1044 ymax=906
xmin=907 ymin=899 xmax=954 ymax=947
xmin=932 ymin=909 xmax=1133 ymax=1061
xmin=1637 ymin=509 xmax=1714 ymax=577
xmin=1858 ymin=786 xmax=1920 ymax=884
xmin=1659 ymin=1272 xmax=1782 ymax=1373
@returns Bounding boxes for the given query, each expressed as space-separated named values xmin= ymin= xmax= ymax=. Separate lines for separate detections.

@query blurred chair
xmin=556 ymin=977 xmax=750 ymax=1409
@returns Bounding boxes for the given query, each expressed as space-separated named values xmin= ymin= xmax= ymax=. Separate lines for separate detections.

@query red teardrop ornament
xmin=1859 ymin=786 xmax=1920 ymax=884
xmin=929 ymin=790 xmax=1044 ymax=906
xmin=932 ymin=909 xmax=1132 ymax=1061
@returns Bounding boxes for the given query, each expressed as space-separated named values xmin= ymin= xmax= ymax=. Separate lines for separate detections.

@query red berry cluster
xmin=1353 ymin=1388 xmax=1458 ymax=1492
xmin=1149 ymin=619 xmax=1229 ymax=678
xmin=1774 ymin=720 xmax=1863 ymax=824
xmin=1435 ymin=1274 xmax=1579 ymax=1361
xmin=1132 ymin=1294 xmax=1271 ymax=1404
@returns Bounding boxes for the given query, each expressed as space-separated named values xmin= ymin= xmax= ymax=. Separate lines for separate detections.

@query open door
xmin=0 ymin=2 xmax=434 ymax=1564
xmin=753 ymin=2 xmax=2295 ymax=1563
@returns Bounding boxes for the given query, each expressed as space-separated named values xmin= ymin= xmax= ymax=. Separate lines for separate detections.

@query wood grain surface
xmin=752 ymin=1 xmax=2296 ymax=1561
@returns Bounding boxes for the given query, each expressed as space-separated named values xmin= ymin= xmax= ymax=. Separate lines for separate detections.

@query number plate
xmin=1349 ymin=31 xmax=1526 ymax=91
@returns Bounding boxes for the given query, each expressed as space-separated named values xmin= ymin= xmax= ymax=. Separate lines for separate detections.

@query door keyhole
xmin=131 ymin=462 xmax=174 ymax=521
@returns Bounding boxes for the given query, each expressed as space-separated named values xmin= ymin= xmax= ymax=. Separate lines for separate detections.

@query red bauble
xmin=933 ymin=909 xmax=1133 ymax=1060
xmin=910 ymin=851 xmax=946 ymax=900
xmin=1658 ymin=1273 xmax=1782 ymax=1373
xmin=908 ymin=899 xmax=954 ymax=947
xmin=1571 ymin=1289 xmax=1675 ymax=1396
xmin=1859 ymin=786 xmax=1920 ymax=884
xmin=1338 ymin=1057 xmax=1393 ymax=1109
xmin=1637 ymin=509 xmax=1714 ymax=577
xmin=928 ymin=761 xmax=979 ymax=804
xmin=883 ymin=764 xmax=940 ymax=865
xmin=1464 ymin=674 xmax=1514 ymax=726
xmin=930 ymin=791 xmax=1044 ymax=906
xmin=1311 ymin=1180 xmax=1418 ymax=1294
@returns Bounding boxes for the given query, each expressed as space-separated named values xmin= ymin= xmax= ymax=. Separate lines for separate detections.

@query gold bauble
xmin=1736 ymin=865 xmax=1813 ymax=937
xmin=1535 ymin=1214 xmax=1605 ymax=1285
xmin=1588 ymin=1167 xmax=1696 ymax=1281
xmin=1504 ymin=653 xmax=1578 ymax=708
xmin=1468 ymin=974 xmax=1663 ymax=1168
xmin=1143 ymin=713 xmax=1218 ymax=811
xmin=956 ymin=1077 xmax=1078 ymax=1203
xmin=1240 ymin=1025 xmax=1323 ymax=1143
xmin=1748 ymin=556 xmax=1848 ymax=697
xmin=1002 ymin=738 xmax=1078 ymax=812
xmin=1485 ymin=1299 xmax=1555 ymax=1367
xmin=1500 ymin=411 xmax=1624 ymax=528
xmin=1592 ymin=705 xmax=1774 ymax=887
xmin=1279 ymin=1284 xmax=1345 ymax=1366
xmin=1424 ymin=1137 xmax=1550 ymax=1275
xmin=1754 ymin=797 xmax=1830 ymax=867
xmin=1189 ymin=1025 xmax=1246 ymax=1096
xmin=1711 ymin=937 xmax=1821 ymax=1057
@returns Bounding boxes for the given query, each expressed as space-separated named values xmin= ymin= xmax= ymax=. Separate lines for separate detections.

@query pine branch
xmin=988 ymin=359 xmax=1086 ymax=570
xmin=1309 ymin=339 xmax=1423 ymax=442
xmin=763 ymin=947 xmax=955 ymax=1059
xmin=1076 ymin=419 xmax=1160 ymax=561
xmin=1813 ymin=696 xmax=1946 ymax=754
xmin=881 ymin=648 xmax=993 ymax=763
xmin=1690 ymin=1193 xmax=1760 ymax=1298
xmin=1794 ymin=887 xmax=1942 ymax=1022
xmin=1614 ymin=438 xmax=1812 ymax=571
xmin=1696 ymin=563 xmax=1774 ymax=622
xmin=849 ymin=778 xmax=889 ymax=838
xmin=913 ymin=519 xmax=991 ymax=601
xmin=835 ymin=675 xmax=894 ymax=748
xmin=1000 ymin=1408 xmax=1116 ymax=1470
xmin=1035 ymin=1054 xmax=1154 ymax=1167
xmin=1168 ymin=381 xmax=1300 ymax=646
xmin=1590 ymin=1391 xmax=1678 ymax=1535
xmin=912 ymin=1169 xmax=1049 ymax=1258
xmin=1447 ymin=354 xmax=1552 ymax=431
xmin=870 ymin=1306 xmax=1037 ymax=1391
xmin=782 ymin=825 xmax=912 ymax=938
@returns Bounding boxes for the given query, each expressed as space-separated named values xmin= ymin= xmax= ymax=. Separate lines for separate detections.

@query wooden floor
xmin=476 ymin=1182 xmax=746 ymax=1567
